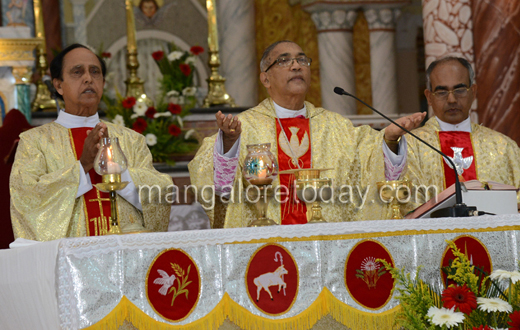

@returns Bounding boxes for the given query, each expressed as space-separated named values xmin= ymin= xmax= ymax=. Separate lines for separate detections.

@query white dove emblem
xmin=153 ymin=269 xmax=176 ymax=296
xmin=279 ymin=127 xmax=310 ymax=166
xmin=444 ymin=147 xmax=473 ymax=175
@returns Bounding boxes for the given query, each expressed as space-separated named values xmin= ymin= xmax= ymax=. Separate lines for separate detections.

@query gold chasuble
xmin=10 ymin=121 xmax=173 ymax=241
xmin=405 ymin=117 xmax=520 ymax=207
xmin=189 ymin=98 xmax=392 ymax=228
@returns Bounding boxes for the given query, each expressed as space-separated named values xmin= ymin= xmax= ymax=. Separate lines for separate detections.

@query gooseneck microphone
xmin=334 ymin=86 xmax=476 ymax=218
xmin=42 ymin=75 xmax=61 ymax=111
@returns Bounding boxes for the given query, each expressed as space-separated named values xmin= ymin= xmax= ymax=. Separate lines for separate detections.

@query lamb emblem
xmin=253 ymin=251 xmax=288 ymax=301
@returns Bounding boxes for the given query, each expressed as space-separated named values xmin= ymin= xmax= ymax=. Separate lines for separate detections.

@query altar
xmin=1 ymin=215 xmax=520 ymax=330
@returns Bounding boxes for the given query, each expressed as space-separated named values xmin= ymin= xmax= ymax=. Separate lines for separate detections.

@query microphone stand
xmin=333 ymin=87 xmax=476 ymax=218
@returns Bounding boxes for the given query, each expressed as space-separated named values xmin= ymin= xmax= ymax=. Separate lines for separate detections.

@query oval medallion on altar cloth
xmin=245 ymin=243 xmax=299 ymax=315
xmin=441 ymin=235 xmax=492 ymax=288
xmin=146 ymin=249 xmax=201 ymax=322
xmin=345 ymin=239 xmax=395 ymax=310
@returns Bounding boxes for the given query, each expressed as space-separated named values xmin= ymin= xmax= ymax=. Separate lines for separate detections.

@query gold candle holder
xmin=124 ymin=0 xmax=153 ymax=107
xmin=203 ymin=0 xmax=235 ymax=107
xmin=31 ymin=0 xmax=57 ymax=112
xmin=377 ymin=180 xmax=412 ymax=219
xmin=243 ymin=143 xmax=278 ymax=227
xmin=289 ymin=168 xmax=333 ymax=224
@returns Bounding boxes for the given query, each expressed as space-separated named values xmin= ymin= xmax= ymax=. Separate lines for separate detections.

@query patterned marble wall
xmin=472 ymin=1 xmax=520 ymax=146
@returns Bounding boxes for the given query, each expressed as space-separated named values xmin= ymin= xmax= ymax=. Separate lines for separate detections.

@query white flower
xmin=184 ymin=128 xmax=196 ymax=140
xmin=166 ymin=90 xmax=179 ymax=97
xmin=145 ymin=133 xmax=157 ymax=146
xmin=167 ymin=51 xmax=183 ymax=61
xmin=185 ymin=56 xmax=196 ymax=65
xmin=477 ymin=297 xmax=512 ymax=313
xmin=133 ymin=101 xmax=147 ymax=116
xmin=427 ymin=306 xmax=464 ymax=328
xmin=490 ymin=270 xmax=520 ymax=284
xmin=153 ymin=112 xmax=172 ymax=118
xmin=182 ymin=87 xmax=197 ymax=96
xmin=112 ymin=114 xmax=124 ymax=126
xmin=177 ymin=116 xmax=183 ymax=128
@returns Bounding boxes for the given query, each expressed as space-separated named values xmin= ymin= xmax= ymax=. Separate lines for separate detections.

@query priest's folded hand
xmin=80 ymin=123 xmax=108 ymax=173
xmin=216 ymin=111 xmax=241 ymax=153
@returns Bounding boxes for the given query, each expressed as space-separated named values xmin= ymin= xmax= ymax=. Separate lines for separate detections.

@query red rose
xmin=122 ymin=96 xmax=136 ymax=109
xmin=132 ymin=118 xmax=148 ymax=134
xmin=152 ymin=50 xmax=164 ymax=61
xmin=145 ymin=107 xmax=157 ymax=119
xmin=509 ymin=311 xmax=520 ymax=329
xmin=101 ymin=52 xmax=111 ymax=58
xmin=190 ymin=46 xmax=204 ymax=55
xmin=168 ymin=103 xmax=182 ymax=114
xmin=168 ymin=124 xmax=181 ymax=136
xmin=179 ymin=63 xmax=191 ymax=76
xmin=441 ymin=284 xmax=477 ymax=314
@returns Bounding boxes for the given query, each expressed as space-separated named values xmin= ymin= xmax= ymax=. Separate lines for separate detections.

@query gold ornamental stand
xmin=124 ymin=0 xmax=153 ymax=107
xmin=247 ymin=184 xmax=277 ymax=227
xmin=203 ymin=0 xmax=235 ymax=107
xmin=31 ymin=0 xmax=57 ymax=112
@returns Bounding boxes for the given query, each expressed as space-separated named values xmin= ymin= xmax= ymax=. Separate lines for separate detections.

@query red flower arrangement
xmin=132 ymin=118 xmax=147 ymax=134
xmin=442 ymin=284 xmax=477 ymax=314
xmin=122 ymin=96 xmax=136 ymax=109
xmin=190 ymin=46 xmax=204 ymax=55
xmin=145 ymin=107 xmax=157 ymax=119
xmin=509 ymin=311 xmax=520 ymax=330
xmin=168 ymin=124 xmax=182 ymax=137
xmin=168 ymin=103 xmax=182 ymax=114
xmin=152 ymin=50 xmax=164 ymax=61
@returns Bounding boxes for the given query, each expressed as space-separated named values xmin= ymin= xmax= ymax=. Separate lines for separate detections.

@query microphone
xmin=334 ymin=86 xmax=476 ymax=218
xmin=42 ymin=75 xmax=61 ymax=110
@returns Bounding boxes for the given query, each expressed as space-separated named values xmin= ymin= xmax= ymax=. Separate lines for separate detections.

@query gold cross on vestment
xmin=88 ymin=189 xmax=111 ymax=235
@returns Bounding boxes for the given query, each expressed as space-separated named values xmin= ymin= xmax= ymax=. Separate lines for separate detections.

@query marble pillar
xmin=310 ymin=9 xmax=358 ymax=115
xmin=472 ymin=1 xmax=520 ymax=145
xmin=365 ymin=8 xmax=400 ymax=114
xmin=70 ymin=0 xmax=88 ymax=45
xmin=217 ymin=0 xmax=258 ymax=107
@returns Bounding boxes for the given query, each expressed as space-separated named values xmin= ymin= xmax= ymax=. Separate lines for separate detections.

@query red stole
xmin=438 ymin=131 xmax=477 ymax=189
xmin=69 ymin=128 xmax=112 ymax=236
xmin=276 ymin=117 xmax=311 ymax=224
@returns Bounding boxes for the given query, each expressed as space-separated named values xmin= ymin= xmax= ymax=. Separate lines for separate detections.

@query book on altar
xmin=405 ymin=180 xmax=518 ymax=219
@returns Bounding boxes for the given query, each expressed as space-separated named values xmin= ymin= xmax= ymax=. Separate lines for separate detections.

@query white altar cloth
xmin=1 ymin=215 xmax=520 ymax=330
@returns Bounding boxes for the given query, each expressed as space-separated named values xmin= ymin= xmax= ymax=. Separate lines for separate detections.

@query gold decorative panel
xmin=255 ymin=0 xmax=321 ymax=106
xmin=352 ymin=12 xmax=373 ymax=115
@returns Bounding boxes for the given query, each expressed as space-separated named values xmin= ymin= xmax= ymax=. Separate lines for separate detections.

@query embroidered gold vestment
xmin=10 ymin=121 xmax=173 ymax=241
xmin=405 ymin=117 xmax=520 ymax=206
xmin=189 ymin=98 xmax=392 ymax=228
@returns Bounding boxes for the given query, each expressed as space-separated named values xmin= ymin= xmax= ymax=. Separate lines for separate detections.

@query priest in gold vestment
xmin=10 ymin=44 xmax=172 ymax=241
xmin=189 ymin=41 xmax=426 ymax=228
xmin=405 ymin=57 xmax=520 ymax=206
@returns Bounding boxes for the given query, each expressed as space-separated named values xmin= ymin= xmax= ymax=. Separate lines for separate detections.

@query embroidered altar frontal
xmin=56 ymin=216 xmax=520 ymax=330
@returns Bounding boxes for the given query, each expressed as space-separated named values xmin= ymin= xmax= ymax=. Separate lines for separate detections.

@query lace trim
xmin=213 ymin=142 xmax=238 ymax=195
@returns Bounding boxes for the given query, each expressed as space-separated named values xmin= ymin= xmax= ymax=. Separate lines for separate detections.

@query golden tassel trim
xmin=85 ymin=289 xmax=402 ymax=330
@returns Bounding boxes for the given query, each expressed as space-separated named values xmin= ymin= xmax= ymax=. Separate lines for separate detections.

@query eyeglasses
xmin=264 ymin=56 xmax=312 ymax=72
xmin=431 ymin=87 xmax=471 ymax=100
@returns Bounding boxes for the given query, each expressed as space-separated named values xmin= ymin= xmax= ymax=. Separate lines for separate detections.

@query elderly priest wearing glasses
xmin=189 ymin=40 xmax=426 ymax=228
xmin=404 ymin=56 xmax=520 ymax=205
xmin=9 ymin=44 xmax=172 ymax=241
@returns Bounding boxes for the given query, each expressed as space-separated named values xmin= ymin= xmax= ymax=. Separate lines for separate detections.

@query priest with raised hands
xmin=10 ymin=44 xmax=172 ymax=241
xmin=405 ymin=56 xmax=520 ymax=206
xmin=189 ymin=40 xmax=426 ymax=228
